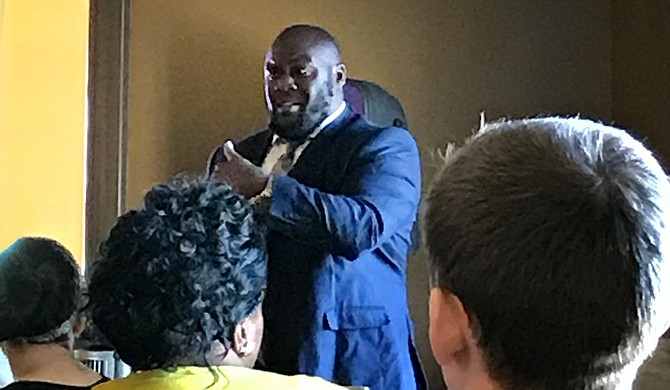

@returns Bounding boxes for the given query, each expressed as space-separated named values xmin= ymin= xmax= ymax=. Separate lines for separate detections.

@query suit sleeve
xmin=265 ymin=127 xmax=421 ymax=260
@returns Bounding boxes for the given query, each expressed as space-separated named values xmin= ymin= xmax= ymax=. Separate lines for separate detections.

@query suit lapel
xmin=237 ymin=130 xmax=274 ymax=166
xmin=289 ymin=107 xmax=358 ymax=181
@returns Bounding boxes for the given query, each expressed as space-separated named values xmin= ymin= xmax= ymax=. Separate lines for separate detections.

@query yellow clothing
xmin=93 ymin=366 xmax=347 ymax=390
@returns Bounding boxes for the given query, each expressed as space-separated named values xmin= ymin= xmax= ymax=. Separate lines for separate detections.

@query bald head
xmin=271 ymin=24 xmax=341 ymax=64
xmin=264 ymin=25 xmax=347 ymax=141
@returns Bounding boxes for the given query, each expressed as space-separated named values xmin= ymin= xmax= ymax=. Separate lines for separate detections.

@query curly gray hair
xmin=87 ymin=176 xmax=267 ymax=370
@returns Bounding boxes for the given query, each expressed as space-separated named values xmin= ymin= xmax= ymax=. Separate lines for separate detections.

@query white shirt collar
xmin=315 ymin=101 xmax=347 ymax=134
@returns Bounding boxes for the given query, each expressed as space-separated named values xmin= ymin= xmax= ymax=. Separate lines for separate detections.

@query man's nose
xmin=274 ymin=74 xmax=298 ymax=91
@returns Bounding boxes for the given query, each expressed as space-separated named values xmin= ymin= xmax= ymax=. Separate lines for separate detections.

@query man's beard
xmin=270 ymin=84 xmax=334 ymax=142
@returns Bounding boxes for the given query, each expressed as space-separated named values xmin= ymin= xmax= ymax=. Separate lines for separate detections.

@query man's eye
xmin=266 ymin=65 xmax=280 ymax=78
xmin=292 ymin=67 xmax=309 ymax=78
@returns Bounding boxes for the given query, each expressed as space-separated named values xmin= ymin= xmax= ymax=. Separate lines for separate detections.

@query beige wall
xmin=612 ymin=0 xmax=670 ymax=164
xmin=127 ymin=0 xmax=613 ymax=207
xmin=127 ymin=1 xmax=612 ymax=388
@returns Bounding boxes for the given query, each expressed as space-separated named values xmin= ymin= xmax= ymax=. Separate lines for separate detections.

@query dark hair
xmin=87 ymin=177 xmax=267 ymax=370
xmin=274 ymin=24 xmax=341 ymax=57
xmin=424 ymin=117 xmax=670 ymax=390
xmin=0 ymin=237 xmax=81 ymax=344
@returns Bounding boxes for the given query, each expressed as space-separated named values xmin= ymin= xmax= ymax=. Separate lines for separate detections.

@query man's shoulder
xmin=342 ymin=116 xmax=415 ymax=145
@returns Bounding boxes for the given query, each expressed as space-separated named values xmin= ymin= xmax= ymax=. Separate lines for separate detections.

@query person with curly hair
xmin=88 ymin=178 xmax=346 ymax=390
xmin=0 ymin=237 xmax=107 ymax=389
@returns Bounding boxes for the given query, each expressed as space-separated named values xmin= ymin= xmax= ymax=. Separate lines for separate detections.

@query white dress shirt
xmin=261 ymin=102 xmax=347 ymax=174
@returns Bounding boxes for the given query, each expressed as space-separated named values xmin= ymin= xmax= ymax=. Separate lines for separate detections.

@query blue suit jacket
xmin=231 ymin=107 xmax=426 ymax=390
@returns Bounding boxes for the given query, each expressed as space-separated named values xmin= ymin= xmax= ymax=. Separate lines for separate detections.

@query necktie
xmin=272 ymin=140 xmax=301 ymax=174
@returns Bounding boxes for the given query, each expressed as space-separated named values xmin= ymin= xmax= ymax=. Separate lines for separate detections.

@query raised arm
xmin=265 ymin=127 xmax=421 ymax=260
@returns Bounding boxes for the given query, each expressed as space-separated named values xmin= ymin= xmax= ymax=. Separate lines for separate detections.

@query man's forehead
xmin=266 ymin=51 xmax=311 ymax=66
xmin=267 ymin=41 xmax=337 ymax=65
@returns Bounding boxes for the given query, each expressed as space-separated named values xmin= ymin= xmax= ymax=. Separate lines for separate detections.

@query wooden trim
xmin=84 ymin=0 xmax=129 ymax=275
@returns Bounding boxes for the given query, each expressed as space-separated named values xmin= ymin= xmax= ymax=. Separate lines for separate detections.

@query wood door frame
xmin=84 ymin=0 xmax=129 ymax=274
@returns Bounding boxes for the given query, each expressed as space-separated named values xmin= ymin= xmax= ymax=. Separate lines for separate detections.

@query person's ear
xmin=334 ymin=63 xmax=347 ymax=86
xmin=232 ymin=318 xmax=260 ymax=358
xmin=232 ymin=324 xmax=249 ymax=357
xmin=429 ymin=288 xmax=471 ymax=366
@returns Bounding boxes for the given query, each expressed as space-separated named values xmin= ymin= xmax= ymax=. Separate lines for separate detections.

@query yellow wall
xmin=0 ymin=0 xmax=89 ymax=261
xmin=0 ymin=1 xmax=4 ymax=51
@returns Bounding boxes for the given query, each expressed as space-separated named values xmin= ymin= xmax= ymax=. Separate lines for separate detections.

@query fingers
xmin=222 ymin=141 xmax=239 ymax=161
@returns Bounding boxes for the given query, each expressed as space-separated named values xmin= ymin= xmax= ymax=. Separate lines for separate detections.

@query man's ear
xmin=334 ymin=63 xmax=347 ymax=86
xmin=429 ymin=288 xmax=471 ymax=366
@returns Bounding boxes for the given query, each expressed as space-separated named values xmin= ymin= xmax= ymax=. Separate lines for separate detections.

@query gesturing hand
xmin=212 ymin=141 xmax=269 ymax=198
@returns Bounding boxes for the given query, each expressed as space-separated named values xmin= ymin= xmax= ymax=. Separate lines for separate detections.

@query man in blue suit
xmin=210 ymin=24 xmax=425 ymax=390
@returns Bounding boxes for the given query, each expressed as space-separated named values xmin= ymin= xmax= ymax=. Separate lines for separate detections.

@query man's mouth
xmin=274 ymin=102 xmax=303 ymax=114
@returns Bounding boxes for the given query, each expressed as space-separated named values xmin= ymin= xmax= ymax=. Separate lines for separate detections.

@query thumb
xmin=222 ymin=141 xmax=239 ymax=160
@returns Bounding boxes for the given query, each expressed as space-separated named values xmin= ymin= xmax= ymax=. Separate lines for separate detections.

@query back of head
xmin=87 ymin=177 xmax=267 ymax=370
xmin=0 ymin=237 xmax=81 ymax=344
xmin=424 ymin=117 xmax=670 ymax=390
